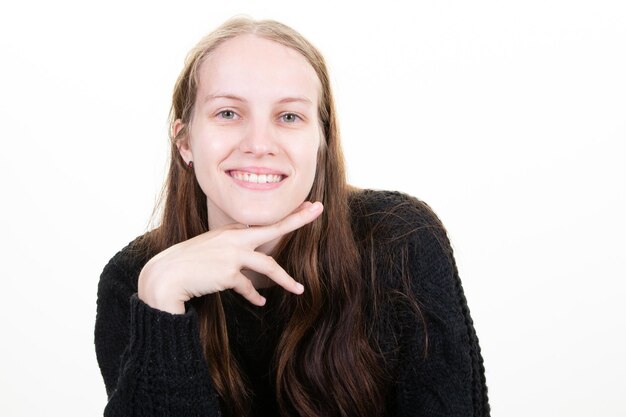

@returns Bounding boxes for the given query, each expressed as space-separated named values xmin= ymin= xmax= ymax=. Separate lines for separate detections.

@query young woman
xmin=95 ymin=17 xmax=490 ymax=417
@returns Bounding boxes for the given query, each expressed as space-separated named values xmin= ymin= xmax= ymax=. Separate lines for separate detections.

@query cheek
xmin=190 ymin=129 xmax=236 ymax=167
xmin=295 ymin=139 xmax=321 ymax=180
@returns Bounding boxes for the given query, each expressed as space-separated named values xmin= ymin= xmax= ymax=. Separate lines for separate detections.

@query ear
xmin=173 ymin=119 xmax=193 ymax=164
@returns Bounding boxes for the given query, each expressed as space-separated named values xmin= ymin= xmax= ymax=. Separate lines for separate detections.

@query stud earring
xmin=187 ymin=161 xmax=194 ymax=169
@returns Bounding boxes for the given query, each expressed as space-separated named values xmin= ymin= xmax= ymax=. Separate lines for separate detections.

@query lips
xmin=227 ymin=167 xmax=288 ymax=186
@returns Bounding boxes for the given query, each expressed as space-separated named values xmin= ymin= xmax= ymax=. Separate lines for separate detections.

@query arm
xmin=95 ymin=204 xmax=322 ymax=416
xmin=94 ymin=249 xmax=221 ymax=416
xmin=393 ymin=201 xmax=490 ymax=417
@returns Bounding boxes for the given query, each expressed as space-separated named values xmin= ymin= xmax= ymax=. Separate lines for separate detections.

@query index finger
xmin=247 ymin=201 xmax=323 ymax=247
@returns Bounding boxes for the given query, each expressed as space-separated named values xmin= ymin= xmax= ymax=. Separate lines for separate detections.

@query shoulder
xmin=349 ymin=188 xmax=451 ymax=253
xmin=349 ymin=189 xmax=457 ymax=296
xmin=349 ymin=188 xmax=446 ymax=229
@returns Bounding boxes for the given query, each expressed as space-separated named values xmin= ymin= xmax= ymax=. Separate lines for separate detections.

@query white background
xmin=1 ymin=0 xmax=624 ymax=416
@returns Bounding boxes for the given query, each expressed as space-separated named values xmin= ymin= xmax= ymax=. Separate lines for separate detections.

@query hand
xmin=138 ymin=201 xmax=323 ymax=314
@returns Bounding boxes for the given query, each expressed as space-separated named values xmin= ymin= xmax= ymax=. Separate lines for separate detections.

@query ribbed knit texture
xmin=95 ymin=189 xmax=489 ymax=416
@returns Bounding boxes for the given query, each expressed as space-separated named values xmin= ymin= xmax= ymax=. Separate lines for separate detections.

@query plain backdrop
xmin=1 ymin=0 xmax=624 ymax=416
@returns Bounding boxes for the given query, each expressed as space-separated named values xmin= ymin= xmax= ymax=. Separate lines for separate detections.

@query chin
xmin=235 ymin=206 xmax=293 ymax=227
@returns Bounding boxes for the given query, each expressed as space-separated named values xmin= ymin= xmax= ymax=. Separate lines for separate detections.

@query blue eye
xmin=218 ymin=110 xmax=236 ymax=119
xmin=281 ymin=113 xmax=300 ymax=123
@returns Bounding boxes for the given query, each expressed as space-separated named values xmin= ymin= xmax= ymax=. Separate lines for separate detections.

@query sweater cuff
xmin=128 ymin=294 xmax=208 ymax=378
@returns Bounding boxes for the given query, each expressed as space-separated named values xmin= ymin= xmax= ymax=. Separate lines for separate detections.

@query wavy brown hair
xmin=138 ymin=17 xmax=391 ymax=417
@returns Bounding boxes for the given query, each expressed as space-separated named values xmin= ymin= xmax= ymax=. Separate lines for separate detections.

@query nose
xmin=238 ymin=118 xmax=279 ymax=156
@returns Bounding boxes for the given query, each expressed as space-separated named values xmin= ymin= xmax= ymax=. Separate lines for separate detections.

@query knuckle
xmin=242 ymin=280 xmax=256 ymax=298
xmin=271 ymin=220 xmax=285 ymax=234
xmin=263 ymin=255 xmax=279 ymax=274
xmin=244 ymin=279 xmax=255 ymax=292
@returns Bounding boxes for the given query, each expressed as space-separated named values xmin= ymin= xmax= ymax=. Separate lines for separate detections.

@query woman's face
xmin=178 ymin=34 xmax=322 ymax=228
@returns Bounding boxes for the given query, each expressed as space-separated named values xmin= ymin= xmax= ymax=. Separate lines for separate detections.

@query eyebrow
xmin=278 ymin=96 xmax=313 ymax=105
xmin=204 ymin=93 xmax=313 ymax=105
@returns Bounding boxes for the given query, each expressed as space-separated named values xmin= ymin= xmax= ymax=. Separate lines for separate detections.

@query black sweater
xmin=95 ymin=190 xmax=489 ymax=416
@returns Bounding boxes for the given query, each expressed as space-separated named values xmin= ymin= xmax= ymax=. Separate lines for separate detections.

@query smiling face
xmin=177 ymin=34 xmax=322 ymax=229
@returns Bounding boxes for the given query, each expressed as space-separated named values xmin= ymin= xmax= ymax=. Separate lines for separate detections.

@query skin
xmin=138 ymin=35 xmax=324 ymax=314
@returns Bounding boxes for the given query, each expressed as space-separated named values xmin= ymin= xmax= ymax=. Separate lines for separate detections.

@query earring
xmin=187 ymin=161 xmax=194 ymax=169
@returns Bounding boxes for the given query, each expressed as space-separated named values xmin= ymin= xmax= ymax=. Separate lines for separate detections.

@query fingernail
xmin=295 ymin=283 xmax=304 ymax=293
xmin=258 ymin=296 xmax=267 ymax=306
xmin=308 ymin=202 xmax=321 ymax=212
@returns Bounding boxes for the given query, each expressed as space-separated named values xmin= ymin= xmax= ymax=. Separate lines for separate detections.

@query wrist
xmin=138 ymin=260 xmax=187 ymax=314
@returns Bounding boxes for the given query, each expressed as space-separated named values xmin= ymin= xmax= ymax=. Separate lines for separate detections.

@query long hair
xmin=138 ymin=17 xmax=389 ymax=417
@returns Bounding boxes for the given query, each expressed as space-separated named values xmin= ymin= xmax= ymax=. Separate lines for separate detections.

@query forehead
xmin=196 ymin=34 xmax=320 ymax=104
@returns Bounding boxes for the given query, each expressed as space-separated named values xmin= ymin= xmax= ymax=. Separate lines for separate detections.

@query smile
xmin=229 ymin=170 xmax=285 ymax=184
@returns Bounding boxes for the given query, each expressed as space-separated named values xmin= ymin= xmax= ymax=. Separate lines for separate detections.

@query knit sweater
xmin=95 ymin=190 xmax=490 ymax=416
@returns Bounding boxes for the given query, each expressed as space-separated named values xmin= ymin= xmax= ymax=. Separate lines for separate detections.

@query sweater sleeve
xmin=392 ymin=201 xmax=490 ymax=417
xmin=94 ymin=247 xmax=222 ymax=416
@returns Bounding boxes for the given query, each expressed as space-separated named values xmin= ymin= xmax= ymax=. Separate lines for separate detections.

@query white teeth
xmin=231 ymin=171 xmax=284 ymax=183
